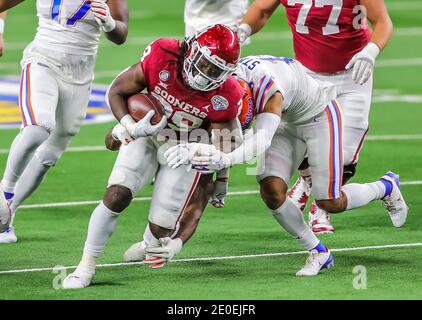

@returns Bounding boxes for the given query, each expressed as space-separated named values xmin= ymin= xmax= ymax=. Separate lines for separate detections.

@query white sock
xmin=342 ymin=182 xmax=386 ymax=210
xmin=143 ymin=224 xmax=154 ymax=245
xmin=83 ymin=201 xmax=119 ymax=258
xmin=1 ymin=126 xmax=49 ymax=195
xmin=75 ymin=253 xmax=96 ymax=276
xmin=271 ymin=198 xmax=320 ymax=250
xmin=11 ymin=155 xmax=50 ymax=211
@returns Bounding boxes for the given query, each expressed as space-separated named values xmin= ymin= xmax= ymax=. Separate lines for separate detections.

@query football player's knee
xmin=103 ymin=185 xmax=133 ymax=213
xmin=259 ymin=178 xmax=287 ymax=210
xmin=315 ymin=198 xmax=346 ymax=213
xmin=21 ymin=125 xmax=50 ymax=147
xmin=342 ymin=163 xmax=357 ymax=185
xmin=34 ymin=145 xmax=63 ymax=167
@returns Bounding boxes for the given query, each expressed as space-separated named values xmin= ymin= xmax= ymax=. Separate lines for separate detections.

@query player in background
xmin=236 ymin=0 xmax=393 ymax=233
xmin=184 ymin=0 xmax=249 ymax=38
xmin=0 ymin=0 xmax=128 ymax=242
xmin=62 ymin=25 xmax=244 ymax=289
xmin=0 ymin=11 xmax=6 ymax=57
xmin=164 ymin=55 xmax=407 ymax=276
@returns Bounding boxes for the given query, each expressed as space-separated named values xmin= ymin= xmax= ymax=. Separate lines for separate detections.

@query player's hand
xmin=121 ymin=111 xmax=167 ymax=139
xmin=88 ymin=0 xmax=116 ymax=32
xmin=191 ymin=145 xmax=232 ymax=172
xmin=111 ymin=123 xmax=133 ymax=145
xmin=210 ymin=178 xmax=228 ymax=208
xmin=345 ymin=42 xmax=380 ymax=85
xmin=164 ymin=143 xmax=202 ymax=169
xmin=145 ymin=237 xmax=183 ymax=261
xmin=237 ymin=23 xmax=252 ymax=46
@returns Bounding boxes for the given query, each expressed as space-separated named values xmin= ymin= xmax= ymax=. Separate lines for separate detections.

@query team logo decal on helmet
xmin=183 ymin=24 xmax=241 ymax=92
xmin=211 ymin=95 xmax=229 ymax=111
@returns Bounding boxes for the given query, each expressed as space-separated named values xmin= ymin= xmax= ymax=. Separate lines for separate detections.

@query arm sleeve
xmin=228 ymin=112 xmax=280 ymax=165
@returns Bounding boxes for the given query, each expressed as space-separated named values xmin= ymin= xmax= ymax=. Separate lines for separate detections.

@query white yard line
xmin=1 ymin=242 xmax=421 ymax=275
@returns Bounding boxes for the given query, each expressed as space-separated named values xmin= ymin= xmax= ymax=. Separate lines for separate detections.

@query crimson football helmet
xmin=183 ymin=24 xmax=240 ymax=92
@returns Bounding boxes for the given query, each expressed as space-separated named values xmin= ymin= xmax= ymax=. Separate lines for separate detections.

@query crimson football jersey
xmin=140 ymin=38 xmax=243 ymax=132
xmin=280 ymin=0 xmax=371 ymax=73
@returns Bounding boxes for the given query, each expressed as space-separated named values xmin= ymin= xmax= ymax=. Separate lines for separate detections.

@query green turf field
xmin=0 ymin=0 xmax=421 ymax=300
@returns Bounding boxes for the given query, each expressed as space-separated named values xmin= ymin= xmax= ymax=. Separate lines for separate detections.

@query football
xmin=127 ymin=93 xmax=165 ymax=125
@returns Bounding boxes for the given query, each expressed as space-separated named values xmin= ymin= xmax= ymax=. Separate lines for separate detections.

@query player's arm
xmin=107 ymin=63 xmax=167 ymax=139
xmin=345 ymin=0 xmax=393 ymax=84
xmin=89 ymin=0 xmax=128 ymax=45
xmin=0 ymin=0 xmax=23 ymax=12
xmin=362 ymin=0 xmax=393 ymax=50
xmin=237 ymin=0 xmax=280 ymax=44
xmin=0 ymin=11 xmax=6 ymax=57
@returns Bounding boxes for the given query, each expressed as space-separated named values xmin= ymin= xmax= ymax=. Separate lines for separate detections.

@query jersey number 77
xmin=51 ymin=0 xmax=91 ymax=26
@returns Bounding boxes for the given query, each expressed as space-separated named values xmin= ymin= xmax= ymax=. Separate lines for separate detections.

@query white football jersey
xmin=235 ymin=55 xmax=337 ymax=124
xmin=184 ymin=0 xmax=249 ymax=37
xmin=33 ymin=0 xmax=101 ymax=55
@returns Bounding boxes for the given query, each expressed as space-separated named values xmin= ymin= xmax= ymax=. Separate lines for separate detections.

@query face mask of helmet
xmin=183 ymin=41 xmax=236 ymax=92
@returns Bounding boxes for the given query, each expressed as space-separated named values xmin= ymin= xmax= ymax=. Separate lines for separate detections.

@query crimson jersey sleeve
xmin=139 ymin=38 xmax=180 ymax=88
xmin=206 ymin=76 xmax=243 ymax=124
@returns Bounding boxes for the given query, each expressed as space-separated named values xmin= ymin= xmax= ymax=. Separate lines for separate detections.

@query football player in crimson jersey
xmin=236 ymin=0 xmax=394 ymax=233
xmin=63 ymin=24 xmax=244 ymax=289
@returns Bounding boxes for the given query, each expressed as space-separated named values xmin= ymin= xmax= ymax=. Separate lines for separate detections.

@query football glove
xmin=120 ymin=111 xmax=167 ymax=139
xmin=145 ymin=237 xmax=183 ymax=261
xmin=345 ymin=42 xmax=380 ymax=85
xmin=111 ymin=123 xmax=134 ymax=145
xmin=191 ymin=144 xmax=232 ymax=171
xmin=210 ymin=178 xmax=228 ymax=208
xmin=88 ymin=0 xmax=116 ymax=32
xmin=237 ymin=23 xmax=252 ymax=46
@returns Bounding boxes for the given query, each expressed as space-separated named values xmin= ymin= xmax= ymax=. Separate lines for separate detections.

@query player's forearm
xmin=104 ymin=20 xmax=128 ymax=45
xmin=241 ymin=0 xmax=279 ymax=35
xmin=228 ymin=112 xmax=280 ymax=166
xmin=0 ymin=0 xmax=22 ymax=12
xmin=368 ymin=17 xmax=393 ymax=51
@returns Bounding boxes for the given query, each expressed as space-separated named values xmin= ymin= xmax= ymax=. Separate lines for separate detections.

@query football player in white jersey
xmin=163 ymin=55 xmax=408 ymax=276
xmin=0 ymin=11 xmax=6 ymax=57
xmin=0 ymin=0 xmax=128 ymax=242
xmin=184 ymin=0 xmax=249 ymax=37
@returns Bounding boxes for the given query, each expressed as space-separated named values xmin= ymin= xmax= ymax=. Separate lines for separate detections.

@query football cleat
xmin=296 ymin=248 xmax=334 ymax=277
xmin=62 ymin=271 xmax=94 ymax=289
xmin=123 ymin=241 xmax=147 ymax=262
xmin=288 ymin=176 xmax=311 ymax=212
xmin=309 ymin=202 xmax=335 ymax=234
xmin=0 ymin=226 xmax=17 ymax=244
xmin=380 ymin=171 xmax=408 ymax=227
xmin=0 ymin=188 xmax=11 ymax=233
xmin=143 ymin=256 xmax=166 ymax=269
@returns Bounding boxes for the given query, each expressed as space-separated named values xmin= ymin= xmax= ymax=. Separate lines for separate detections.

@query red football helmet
xmin=183 ymin=24 xmax=240 ymax=92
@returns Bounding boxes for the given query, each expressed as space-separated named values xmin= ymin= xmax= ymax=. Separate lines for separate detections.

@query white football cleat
xmin=308 ymin=202 xmax=335 ymax=234
xmin=0 ymin=189 xmax=11 ymax=233
xmin=288 ymin=176 xmax=311 ymax=212
xmin=0 ymin=226 xmax=17 ymax=244
xmin=62 ymin=271 xmax=94 ymax=289
xmin=380 ymin=171 xmax=409 ymax=228
xmin=296 ymin=248 xmax=334 ymax=277
xmin=123 ymin=241 xmax=147 ymax=262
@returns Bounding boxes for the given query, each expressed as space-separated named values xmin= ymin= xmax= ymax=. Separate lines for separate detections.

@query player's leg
xmin=256 ymin=127 xmax=333 ymax=276
xmin=308 ymin=100 xmax=408 ymax=226
xmin=123 ymin=173 xmax=213 ymax=262
xmin=143 ymin=161 xmax=202 ymax=267
xmin=11 ymin=81 xmax=91 ymax=212
xmin=63 ymin=137 xmax=159 ymax=289
xmin=0 ymin=63 xmax=58 ymax=239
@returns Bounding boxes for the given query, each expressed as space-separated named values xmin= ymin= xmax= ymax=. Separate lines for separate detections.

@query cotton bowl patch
xmin=211 ymin=95 xmax=229 ymax=111
xmin=0 ymin=77 xmax=113 ymax=129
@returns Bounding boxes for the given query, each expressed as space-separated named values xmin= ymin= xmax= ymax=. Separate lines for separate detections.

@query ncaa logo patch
xmin=159 ymin=70 xmax=170 ymax=82
xmin=211 ymin=95 xmax=229 ymax=111
xmin=0 ymin=77 xmax=113 ymax=129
